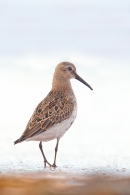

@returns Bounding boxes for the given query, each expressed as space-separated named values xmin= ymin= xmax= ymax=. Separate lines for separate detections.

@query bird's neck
xmin=52 ymin=76 xmax=73 ymax=92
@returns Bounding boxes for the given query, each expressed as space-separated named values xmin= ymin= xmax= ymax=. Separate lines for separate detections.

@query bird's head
xmin=53 ymin=62 xmax=93 ymax=90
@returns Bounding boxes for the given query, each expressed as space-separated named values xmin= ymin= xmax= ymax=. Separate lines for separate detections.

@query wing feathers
xmin=15 ymin=91 xmax=75 ymax=143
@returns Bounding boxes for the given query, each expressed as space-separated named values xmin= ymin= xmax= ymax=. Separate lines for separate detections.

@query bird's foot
xmin=51 ymin=163 xmax=57 ymax=168
xmin=49 ymin=163 xmax=57 ymax=171
xmin=44 ymin=160 xmax=51 ymax=168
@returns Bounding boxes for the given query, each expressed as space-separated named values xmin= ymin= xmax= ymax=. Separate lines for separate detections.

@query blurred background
xmin=0 ymin=0 xmax=130 ymax=174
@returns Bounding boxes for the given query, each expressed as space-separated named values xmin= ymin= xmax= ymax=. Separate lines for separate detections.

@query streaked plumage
xmin=14 ymin=62 xmax=93 ymax=168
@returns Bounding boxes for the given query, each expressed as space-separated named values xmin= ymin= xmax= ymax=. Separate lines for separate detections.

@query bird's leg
xmin=39 ymin=141 xmax=51 ymax=168
xmin=52 ymin=138 xmax=59 ymax=168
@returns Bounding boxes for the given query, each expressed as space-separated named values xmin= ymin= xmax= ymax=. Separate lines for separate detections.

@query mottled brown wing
xmin=20 ymin=93 xmax=74 ymax=141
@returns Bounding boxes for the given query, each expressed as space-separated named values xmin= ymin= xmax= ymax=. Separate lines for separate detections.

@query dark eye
xmin=68 ymin=67 xmax=72 ymax=71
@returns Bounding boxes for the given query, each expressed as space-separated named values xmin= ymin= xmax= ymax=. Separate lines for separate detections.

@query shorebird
xmin=14 ymin=62 xmax=93 ymax=168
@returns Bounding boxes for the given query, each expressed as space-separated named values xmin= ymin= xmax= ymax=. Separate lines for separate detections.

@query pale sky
xmin=0 ymin=0 xmax=130 ymax=136
xmin=0 ymin=0 xmax=130 ymax=60
xmin=0 ymin=0 xmax=130 ymax=171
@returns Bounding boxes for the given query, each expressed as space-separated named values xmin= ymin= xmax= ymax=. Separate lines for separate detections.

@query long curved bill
xmin=75 ymin=73 xmax=93 ymax=90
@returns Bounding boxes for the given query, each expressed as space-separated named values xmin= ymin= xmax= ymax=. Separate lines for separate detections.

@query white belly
xmin=26 ymin=104 xmax=77 ymax=142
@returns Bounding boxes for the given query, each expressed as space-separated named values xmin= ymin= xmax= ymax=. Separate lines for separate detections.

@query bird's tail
xmin=14 ymin=138 xmax=21 ymax=145
xmin=14 ymin=134 xmax=27 ymax=145
xmin=14 ymin=136 xmax=25 ymax=144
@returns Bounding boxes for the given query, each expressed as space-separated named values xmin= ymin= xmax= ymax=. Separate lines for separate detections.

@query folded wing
xmin=14 ymin=91 xmax=74 ymax=144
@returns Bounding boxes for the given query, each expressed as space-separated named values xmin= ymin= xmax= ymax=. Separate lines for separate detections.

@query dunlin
xmin=14 ymin=62 xmax=93 ymax=168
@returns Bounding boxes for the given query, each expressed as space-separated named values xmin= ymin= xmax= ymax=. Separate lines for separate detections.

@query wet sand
xmin=1 ymin=140 xmax=130 ymax=194
xmin=1 ymin=172 xmax=130 ymax=195
xmin=1 ymin=140 xmax=130 ymax=195
xmin=1 ymin=131 xmax=130 ymax=194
